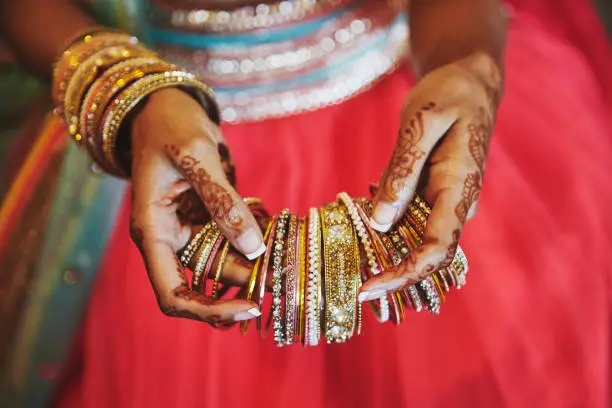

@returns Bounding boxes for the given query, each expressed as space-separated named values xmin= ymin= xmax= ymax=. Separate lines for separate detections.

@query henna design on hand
xmin=441 ymin=228 xmax=461 ymax=267
xmin=176 ymin=190 xmax=211 ymax=225
xmin=167 ymin=145 xmax=244 ymax=234
xmin=383 ymin=102 xmax=436 ymax=201
xmin=455 ymin=172 xmax=482 ymax=224
xmin=468 ymin=107 xmax=492 ymax=175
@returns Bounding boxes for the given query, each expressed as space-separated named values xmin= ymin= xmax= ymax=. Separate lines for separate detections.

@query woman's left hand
xmin=359 ymin=52 xmax=503 ymax=300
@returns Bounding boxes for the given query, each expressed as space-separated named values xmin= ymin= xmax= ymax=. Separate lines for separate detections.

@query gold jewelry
xmin=98 ymin=71 xmax=215 ymax=176
xmin=180 ymin=224 xmax=211 ymax=267
xmin=241 ymin=220 xmax=274 ymax=334
xmin=320 ymin=203 xmax=360 ymax=343
xmin=80 ymin=59 xmax=175 ymax=158
xmin=63 ymin=43 xmax=153 ymax=142
xmin=297 ymin=217 xmax=308 ymax=344
xmin=53 ymin=32 xmax=138 ymax=115
xmin=337 ymin=192 xmax=389 ymax=323
xmin=192 ymin=224 xmax=221 ymax=291
xmin=284 ymin=214 xmax=299 ymax=345
xmin=211 ymin=241 xmax=230 ymax=300
xmin=79 ymin=57 xmax=165 ymax=152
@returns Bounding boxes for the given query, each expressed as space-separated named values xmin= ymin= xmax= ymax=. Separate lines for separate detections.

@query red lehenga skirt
xmin=55 ymin=8 xmax=612 ymax=408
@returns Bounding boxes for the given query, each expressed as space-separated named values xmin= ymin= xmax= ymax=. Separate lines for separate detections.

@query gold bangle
xmin=63 ymin=44 xmax=153 ymax=142
xmin=192 ymin=225 xmax=221 ymax=292
xmin=80 ymin=57 xmax=172 ymax=161
xmin=53 ymin=32 xmax=138 ymax=114
xmin=182 ymin=223 xmax=213 ymax=269
xmin=284 ymin=214 xmax=299 ymax=345
xmin=297 ymin=217 xmax=308 ymax=345
xmin=98 ymin=71 xmax=215 ymax=176
xmin=337 ymin=193 xmax=390 ymax=323
xmin=85 ymin=62 xmax=178 ymax=165
xmin=320 ymin=203 xmax=360 ymax=343
xmin=413 ymin=195 xmax=432 ymax=216
xmin=241 ymin=219 xmax=273 ymax=335
xmin=211 ymin=241 xmax=230 ymax=300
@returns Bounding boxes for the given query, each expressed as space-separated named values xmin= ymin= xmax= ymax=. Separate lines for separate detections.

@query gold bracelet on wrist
xmin=63 ymin=43 xmax=154 ymax=142
xmin=97 ymin=71 xmax=214 ymax=176
xmin=53 ymin=32 xmax=139 ymax=114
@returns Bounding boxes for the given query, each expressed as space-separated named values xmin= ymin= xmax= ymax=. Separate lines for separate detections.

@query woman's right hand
xmin=128 ymin=88 xmax=265 ymax=325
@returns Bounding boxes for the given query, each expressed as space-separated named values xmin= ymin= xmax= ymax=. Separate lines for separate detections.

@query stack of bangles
xmin=53 ymin=29 xmax=468 ymax=347
xmin=52 ymin=28 xmax=218 ymax=177
xmin=179 ymin=194 xmax=468 ymax=347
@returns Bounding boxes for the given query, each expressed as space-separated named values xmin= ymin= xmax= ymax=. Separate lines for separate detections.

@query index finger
xmin=370 ymin=102 xmax=456 ymax=232
xmin=166 ymin=137 xmax=266 ymax=260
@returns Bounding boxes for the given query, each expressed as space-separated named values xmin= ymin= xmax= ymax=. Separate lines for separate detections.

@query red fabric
xmin=55 ymin=8 xmax=612 ymax=408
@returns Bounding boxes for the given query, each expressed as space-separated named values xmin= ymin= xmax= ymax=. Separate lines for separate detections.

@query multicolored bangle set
xmin=179 ymin=194 xmax=468 ymax=347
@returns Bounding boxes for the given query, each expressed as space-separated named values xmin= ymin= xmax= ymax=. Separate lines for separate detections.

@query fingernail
xmin=247 ymin=307 xmax=262 ymax=317
xmin=358 ymin=290 xmax=387 ymax=302
xmin=236 ymin=228 xmax=266 ymax=260
xmin=234 ymin=308 xmax=261 ymax=321
xmin=370 ymin=202 xmax=398 ymax=232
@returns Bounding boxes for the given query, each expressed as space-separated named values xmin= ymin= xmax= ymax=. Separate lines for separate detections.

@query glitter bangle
xmin=272 ymin=209 xmax=290 ymax=346
xmin=320 ymin=203 xmax=360 ymax=343
xmin=283 ymin=214 xmax=299 ymax=345
xmin=53 ymin=32 xmax=139 ymax=115
xmin=296 ymin=217 xmax=308 ymax=344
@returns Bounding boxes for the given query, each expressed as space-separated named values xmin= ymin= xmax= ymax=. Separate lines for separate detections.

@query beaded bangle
xmin=98 ymin=71 xmax=215 ymax=176
xmin=337 ymin=192 xmax=389 ymax=323
xmin=353 ymin=199 xmax=402 ymax=324
xmin=305 ymin=208 xmax=323 ymax=346
xmin=418 ymin=277 xmax=441 ymax=315
xmin=452 ymin=247 xmax=469 ymax=288
xmin=181 ymin=223 xmax=212 ymax=268
xmin=283 ymin=214 xmax=299 ymax=345
xmin=320 ymin=203 xmax=360 ymax=343
xmin=272 ymin=210 xmax=290 ymax=346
